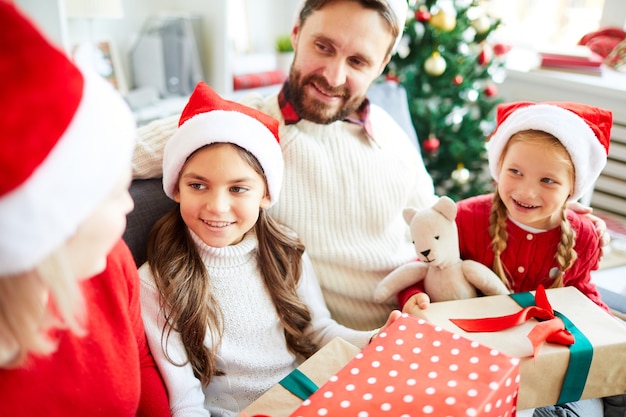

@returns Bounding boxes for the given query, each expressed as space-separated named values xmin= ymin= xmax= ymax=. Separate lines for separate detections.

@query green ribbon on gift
xmin=278 ymin=369 xmax=319 ymax=401
xmin=510 ymin=291 xmax=594 ymax=405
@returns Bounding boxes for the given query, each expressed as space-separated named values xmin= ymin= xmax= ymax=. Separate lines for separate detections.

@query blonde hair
xmin=0 ymin=249 xmax=86 ymax=368
xmin=489 ymin=130 xmax=577 ymax=289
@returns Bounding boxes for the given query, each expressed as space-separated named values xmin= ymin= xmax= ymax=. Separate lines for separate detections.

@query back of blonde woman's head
xmin=0 ymin=4 xmax=136 ymax=367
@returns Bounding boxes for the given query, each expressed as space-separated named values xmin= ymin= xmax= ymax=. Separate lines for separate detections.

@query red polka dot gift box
xmin=291 ymin=314 xmax=520 ymax=417
xmin=412 ymin=286 xmax=626 ymax=410
xmin=239 ymin=338 xmax=361 ymax=417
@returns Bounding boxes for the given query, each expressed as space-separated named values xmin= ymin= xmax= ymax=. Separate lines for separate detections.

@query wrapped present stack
xmin=292 ymin=314 xmax=520 ymax=417
xmin=413 ymin=286 xmax=626 ymax=410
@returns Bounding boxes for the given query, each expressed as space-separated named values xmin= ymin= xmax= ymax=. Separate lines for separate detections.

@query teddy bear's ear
xmin=432 ymin=196 xmax=457 ymax=221
xmin=402 ymin=207 xmax=417 ymax=224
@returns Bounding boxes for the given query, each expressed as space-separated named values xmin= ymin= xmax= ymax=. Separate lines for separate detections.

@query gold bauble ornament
xmin=429 ymin=10 xmax=456 ymax=32
xmin=424 ymin=51 xmax=447 ymax=76
xmin=451 ymin=163 xmax=470 ymax=185
xmin=471 ymin=15 xmax=491 ymax=34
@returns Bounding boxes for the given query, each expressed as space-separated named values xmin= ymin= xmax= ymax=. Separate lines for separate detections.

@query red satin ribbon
xmin=450 ymin=285 xmax=574 ymax=357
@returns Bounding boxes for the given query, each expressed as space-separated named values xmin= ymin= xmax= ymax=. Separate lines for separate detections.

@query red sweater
xmin=456 ymin=194 xmax=609 ymax=313
xmin=0 ymin=240 xmax=171 ymax=417
xmin=398 ymin=195 xmax=609 ymax=314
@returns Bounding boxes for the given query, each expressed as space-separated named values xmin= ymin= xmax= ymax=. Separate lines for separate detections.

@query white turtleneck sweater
xmin=139 ymin=231 xmax=374 ymax=417
xmin=134 ymin=91 xmax=437 ymax=331
xmin=241 ymin=93 xmax=437 ymax=329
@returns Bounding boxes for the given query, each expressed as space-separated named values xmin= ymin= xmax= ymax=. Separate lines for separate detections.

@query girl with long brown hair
xmin=139 ymin=82 xmax=398 ymax=417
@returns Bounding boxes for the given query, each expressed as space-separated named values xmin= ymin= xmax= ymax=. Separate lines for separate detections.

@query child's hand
xmin=370 ymin=310 xmax=402 ymax=343
xmin=382 ymin=309 xmax=403 ymax=330
xmin=401 ymin=293 xmax=431 ymax=315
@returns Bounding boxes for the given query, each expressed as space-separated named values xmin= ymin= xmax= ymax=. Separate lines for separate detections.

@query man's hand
xmin=568 ymin=201 xmax=611 ymax=253
xmin=402 ymin=292 xmax=431 ymax=315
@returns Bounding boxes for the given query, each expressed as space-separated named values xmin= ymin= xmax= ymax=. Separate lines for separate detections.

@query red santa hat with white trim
xmin=0 ymin=4 xmax=136 ymax=276
xmin=487 ymin=101 xmax=612 ymax=202
xmin=162 ymin=82 xmax=283 ymax=206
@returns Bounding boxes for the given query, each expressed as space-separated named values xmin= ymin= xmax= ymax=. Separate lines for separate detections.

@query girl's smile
xmin=498 ymin=140 xmax=573 ymax=230
xmin=174 ymin=144 xmax=270 ymax=248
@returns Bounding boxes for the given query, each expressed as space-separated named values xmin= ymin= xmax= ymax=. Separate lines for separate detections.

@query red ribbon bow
xmin=450 ymin=285 xmax=575 ymax=357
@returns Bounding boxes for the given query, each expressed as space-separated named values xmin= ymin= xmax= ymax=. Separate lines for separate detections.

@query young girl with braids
xmin=455 ymin=101 xmax=612 ymax=313
xmin=455 ymin=101 xmax=618 ymax=417
xmin=139 ymin=82 xmax=399 ymax=417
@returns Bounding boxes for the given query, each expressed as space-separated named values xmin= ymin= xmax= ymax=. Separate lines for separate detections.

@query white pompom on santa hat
xmin=487 ymin=101 xmax=612 ymax=202
xmin=162 ymin=82 xmax=283 ymax=206
xmin=0 ymin=3 xmax=136 ymax=276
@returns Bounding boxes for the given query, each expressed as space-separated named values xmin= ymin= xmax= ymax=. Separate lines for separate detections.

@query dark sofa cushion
xmin=123 ymin=177 xmax=175 ymax=267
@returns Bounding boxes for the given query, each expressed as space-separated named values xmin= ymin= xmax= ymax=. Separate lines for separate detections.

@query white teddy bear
xmin=375 ymin=196 xmax=510 ymax=303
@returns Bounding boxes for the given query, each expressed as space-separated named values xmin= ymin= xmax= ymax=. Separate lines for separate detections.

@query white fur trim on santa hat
xmin=0 ymin=68 xmax=136 ymax=276
xmin=162 ymin=110 xmax=284 ymax=206
xmin=388 ymin=0 xmax=409 ymax=51
xmin=487 ymin=103 xmax=607 ymax=202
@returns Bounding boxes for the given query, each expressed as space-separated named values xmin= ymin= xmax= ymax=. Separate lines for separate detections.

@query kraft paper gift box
xmin=238 ymin=337 xmax=360 ymax=417
xmin=412 ymin=286 xmax=626 ymax=410
xmin=291 ymin=314 xmax=520 ymax=417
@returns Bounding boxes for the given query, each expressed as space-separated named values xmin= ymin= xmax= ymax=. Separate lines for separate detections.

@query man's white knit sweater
xmin=243 ymin=92 xmax=436 ymax=329
xmin=139 ymin=232 xmax=373 ymax=417
xmin=134 ymin=91 xmax=437 ymax=330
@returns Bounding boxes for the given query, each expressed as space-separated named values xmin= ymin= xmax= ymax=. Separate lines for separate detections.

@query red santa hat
xmin=487 ymin=101 xmax=612 ymax=202
xmin=162 ymin=82 xmax=283 ymax=206
xmin=0 ymin=4 xmax=136 ymax=276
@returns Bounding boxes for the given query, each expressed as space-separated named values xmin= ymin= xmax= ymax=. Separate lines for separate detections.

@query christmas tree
xmin=385 ymin=0 xmax=510 ymax=200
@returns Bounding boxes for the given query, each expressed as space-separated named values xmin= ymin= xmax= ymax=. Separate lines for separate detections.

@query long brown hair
xmin=147 ymin=143 xmax=316 ymax=386
xmin=489 ymin=130 xmax=577 ymax=289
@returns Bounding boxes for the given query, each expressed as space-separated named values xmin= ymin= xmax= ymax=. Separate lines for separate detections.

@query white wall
xmin=14 ymin=0 xmax=67 ymax=48
xmin=13 ymin=0 xmax=295 ymax=95
xmin=600 ymin=0 xmax=626 ymax=29
xmin=245 ymin=0 xmax=299 ymax=53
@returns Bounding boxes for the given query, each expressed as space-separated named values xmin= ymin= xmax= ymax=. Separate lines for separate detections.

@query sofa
xmin=121 ymin=81 xmax=626 ymax=316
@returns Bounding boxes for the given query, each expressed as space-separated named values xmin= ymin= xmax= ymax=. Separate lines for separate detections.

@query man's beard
xmin=288 ymin=67 xmax=365 ymax=125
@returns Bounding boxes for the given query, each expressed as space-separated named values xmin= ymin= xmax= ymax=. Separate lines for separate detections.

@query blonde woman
xmin=0 ymin=4 xmax=170 ymax=416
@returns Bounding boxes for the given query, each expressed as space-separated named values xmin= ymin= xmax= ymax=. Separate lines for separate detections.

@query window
xmin=228 ymin=0 xmax=250 ymax=54
xmin=482 ymin=0 xmax=606 ymax=49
